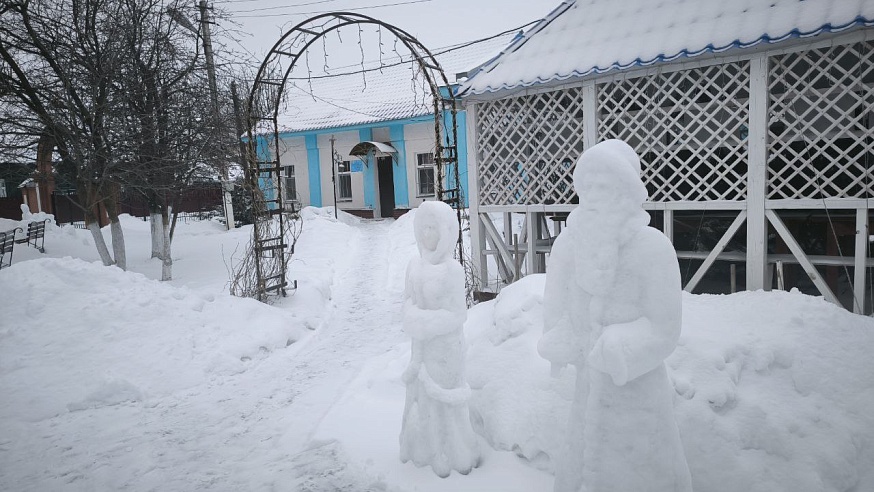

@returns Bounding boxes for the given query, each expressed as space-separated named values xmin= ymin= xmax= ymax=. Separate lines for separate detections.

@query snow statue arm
xmin=538 ymin=232 xmax=586 ymax=374
xmin=402 ymin=262 xmax=467 ymax=340
xmin=402 ymin=298 xmax=466 ymax=339
xmin=588 ymin=229 xmax=682 ymax=386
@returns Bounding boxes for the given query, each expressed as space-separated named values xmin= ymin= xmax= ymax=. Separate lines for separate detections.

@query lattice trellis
xmin=477 ymin=88 xmax=585 ymax=205
xmin=598 ymin=62 xmax=750 ymax=202
xmin=767 ymin=41 xmax=874 ymax=200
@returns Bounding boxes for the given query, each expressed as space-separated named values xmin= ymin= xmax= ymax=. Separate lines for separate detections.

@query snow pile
xmin=0 ymin=258 xmax=307 ymax=424
xmin=675 ymin=291 xmax=874 ymax=491
xmin=2 ymin=205 xmax=873 ymax=491
xmin=19 ymin=204 xmax=55 ymax=225
xmin=464 ymin=277 xmax=874 ymax=492
xmin=466 ymin=274 xmax=571 ymax=471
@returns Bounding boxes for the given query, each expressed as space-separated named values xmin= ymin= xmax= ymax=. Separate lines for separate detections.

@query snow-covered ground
xmin=1 ymin=209 xmax=873 ymax=491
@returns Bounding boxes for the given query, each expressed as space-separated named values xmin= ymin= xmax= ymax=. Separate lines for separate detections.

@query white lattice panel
xmin=767 ymin=41 xmax=874 ymax=200
xmin=598 ymin=62 xmax=751 ymax=202
xmin=476 ymin=88 xmax=585 ymax=205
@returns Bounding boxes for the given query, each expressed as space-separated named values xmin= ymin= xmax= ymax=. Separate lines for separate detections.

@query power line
xmin=230 ymin=0 xmax=432 ymax=19
xmin=225 ymin=0 xmax=338 ymax=14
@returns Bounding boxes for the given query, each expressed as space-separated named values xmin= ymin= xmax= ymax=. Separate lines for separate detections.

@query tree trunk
xmin=86 ymin=214 xmax=114 ymax=266
xmin=150 ymin=210 xmax=164 ymax=259
xmin=103 ymin=195 xmax=126 ymax=270
xmin=161 ymin=206 xmax=172 ymax=281
xmin=79 ymin=181 xmax=114 ymax=266
xmin=169 ymin=205 xmax=179 ymax=243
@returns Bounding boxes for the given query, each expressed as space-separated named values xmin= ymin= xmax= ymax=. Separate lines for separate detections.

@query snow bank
xmin=466 ymin=274 xmax=572 ymax=471
xmin=0 ymin=258 xmax=307 ymax=423
xmin=465 ymin=277 xmax=874 ymax=492
xmin=3 ymin=204 xmax=873 ymax=491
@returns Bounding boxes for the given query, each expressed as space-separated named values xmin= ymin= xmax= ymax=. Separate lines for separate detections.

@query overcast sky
xmin=216 ymin=0 xmax=555 ymax=66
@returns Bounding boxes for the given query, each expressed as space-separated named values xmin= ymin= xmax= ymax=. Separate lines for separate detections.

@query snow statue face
xmin=414 ymin=201 xmax=457 ymax=265
xmin=573 ymin=139 xmax=648 ymax=211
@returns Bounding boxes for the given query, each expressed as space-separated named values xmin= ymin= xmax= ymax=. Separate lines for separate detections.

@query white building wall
xmin=404 ymin=122 xmax=439 ymax=208
xmin=277 ymin=136 xmax=309 ymax=207
xmin=318 ymin=131 xmax=366 ymax=211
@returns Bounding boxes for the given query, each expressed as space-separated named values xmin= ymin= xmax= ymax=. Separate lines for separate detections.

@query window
xmin=0 ymin=179 xmax=6 ymax=198
xmin=416 ymin=152 xmax=436 ymax=197
xmin=283 ymin=166 xmax=297 ymax=201
xmin=337 ymin=160 xmax=352 ymax=201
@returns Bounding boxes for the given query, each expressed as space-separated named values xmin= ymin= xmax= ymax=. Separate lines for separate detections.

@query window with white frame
xmin=337 ymin=160 xmax=352 ymax=200
xmin=416 ymin=152 xmax=436 ymax=197
xmin=283 ymin=166 xmax=297 ymax=201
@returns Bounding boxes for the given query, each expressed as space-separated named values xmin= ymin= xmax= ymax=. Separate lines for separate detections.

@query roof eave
xmin=460 ymin=20 xmax=874 ymax=103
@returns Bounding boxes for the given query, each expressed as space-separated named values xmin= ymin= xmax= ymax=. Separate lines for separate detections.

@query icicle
xmin=305 ymin=51 xmax=316 ymax=101
xmin=358 ymin=25 xmax=367 ymax=92
xmin=378 ymin=27 xmax=385 ymax=74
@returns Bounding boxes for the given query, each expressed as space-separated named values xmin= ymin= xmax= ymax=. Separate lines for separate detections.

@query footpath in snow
xmin=1 ymin=208 xmax=874 ymax=491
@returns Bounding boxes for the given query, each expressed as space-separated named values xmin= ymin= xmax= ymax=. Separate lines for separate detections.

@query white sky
xmin=216 ymin=0 xmax=555 ymax=67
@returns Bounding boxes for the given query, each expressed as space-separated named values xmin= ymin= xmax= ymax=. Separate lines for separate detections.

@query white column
xmin=854 ymin=208 xmax=869 ymax=314
xmin=466 ymin=103 xmax=488 ymax=288
xmin=583 ymin=82 xmax=598 ymax=150
xmin=747 ymin=55 xmax=770 ymax=291
xmin=526 ymin=209 xmax=537 ymax=276
xmin=34 ymin=185 xmax=43 ymax=213
xmin=663 ymin=209 xmax=674 ymax=243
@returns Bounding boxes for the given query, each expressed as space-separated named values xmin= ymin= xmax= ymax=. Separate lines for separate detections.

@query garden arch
xmin=241 ymin=12 xmax=461 ymax=301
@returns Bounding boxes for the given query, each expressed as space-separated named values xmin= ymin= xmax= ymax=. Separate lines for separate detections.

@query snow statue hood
xmin=414 ymin=201 xmax=458 ymax=265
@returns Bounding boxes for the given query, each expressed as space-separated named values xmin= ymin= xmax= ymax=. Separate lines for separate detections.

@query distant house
xmin=261 ymin=31 xmax=518 ymax=219
xmin=459 ymin=0 xmax=874 ymax=312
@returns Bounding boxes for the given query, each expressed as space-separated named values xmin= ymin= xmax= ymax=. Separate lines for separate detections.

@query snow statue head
xmin=540 ymin=139 xmax=691 ymax=492
xmin=414 ymin=200 xmax=458 ymax=265
xmin=573 ymin=139 xmax=648 ymax=218
xmin=570 ymin=139 xmax=651 ymax=295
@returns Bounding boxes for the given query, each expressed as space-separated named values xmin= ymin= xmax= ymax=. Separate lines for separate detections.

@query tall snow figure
xmin=539 ymin=140 xmax=692 ymax=492
xmin=399 ymin=200 xmax=480 ymax=478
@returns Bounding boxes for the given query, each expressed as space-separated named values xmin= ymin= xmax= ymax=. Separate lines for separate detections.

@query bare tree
xmin=1 ymin=0 xmax=242 ymax=279
xmin=112 ymin=0 xmax=220 ymax=281
xmin=0 ymin=0 xmax=128 ymax=268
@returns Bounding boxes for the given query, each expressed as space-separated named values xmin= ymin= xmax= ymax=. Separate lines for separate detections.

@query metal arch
xmin=243 ymin=12 xmax=463 ymax=301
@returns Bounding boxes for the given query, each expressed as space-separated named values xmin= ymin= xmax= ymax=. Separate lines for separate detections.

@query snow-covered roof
xmin=460 ymin=0 xmax=874 ymax=97
xmin=276 ymin=31 xmax=519 ymax=134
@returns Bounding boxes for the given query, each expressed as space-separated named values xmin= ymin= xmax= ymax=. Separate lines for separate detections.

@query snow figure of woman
xmin=538 ymin=139 xmax=692 ymax=492
xmin=399 ymin=200 xmax=480 ymax=478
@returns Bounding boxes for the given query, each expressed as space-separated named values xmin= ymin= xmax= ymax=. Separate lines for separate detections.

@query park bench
xmin=0 ymin=227 xmax=22 ymax=270
xmin=15 ymin=219 xmax=50 ymax=253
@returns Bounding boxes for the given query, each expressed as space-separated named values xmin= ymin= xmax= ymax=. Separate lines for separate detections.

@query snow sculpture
xmin=539 ymin=140 xmax=692 ymax=492
xmin=399 ymin=200 xmax=480 ymax=478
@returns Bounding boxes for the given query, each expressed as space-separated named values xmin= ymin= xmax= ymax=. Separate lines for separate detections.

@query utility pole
xmin=231 ymin=80 xmax=248 ymax=183
xmin=197 ymin=0 xmax=235 ymax=229
xmin=197 ymin=0 xmax=219 ymax=115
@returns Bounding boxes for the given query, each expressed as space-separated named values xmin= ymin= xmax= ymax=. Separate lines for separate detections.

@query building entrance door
xmin=377 ymin=156 xmax=395 ymax=218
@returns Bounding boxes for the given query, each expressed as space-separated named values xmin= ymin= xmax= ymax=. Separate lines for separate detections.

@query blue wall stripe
xmin=359 ymin=128 xmax=376 ymax=209
xmin=389 ymin=124 xmax=409 ymax=208
xmin=305 ymin=134 xmax=322 ymax=207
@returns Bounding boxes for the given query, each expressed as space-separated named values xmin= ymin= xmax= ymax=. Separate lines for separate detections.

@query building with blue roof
xmin=265 ymin=31 xmax=518 ymax=218
xmin=459 ymin=0 xmax=874 ymax=312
